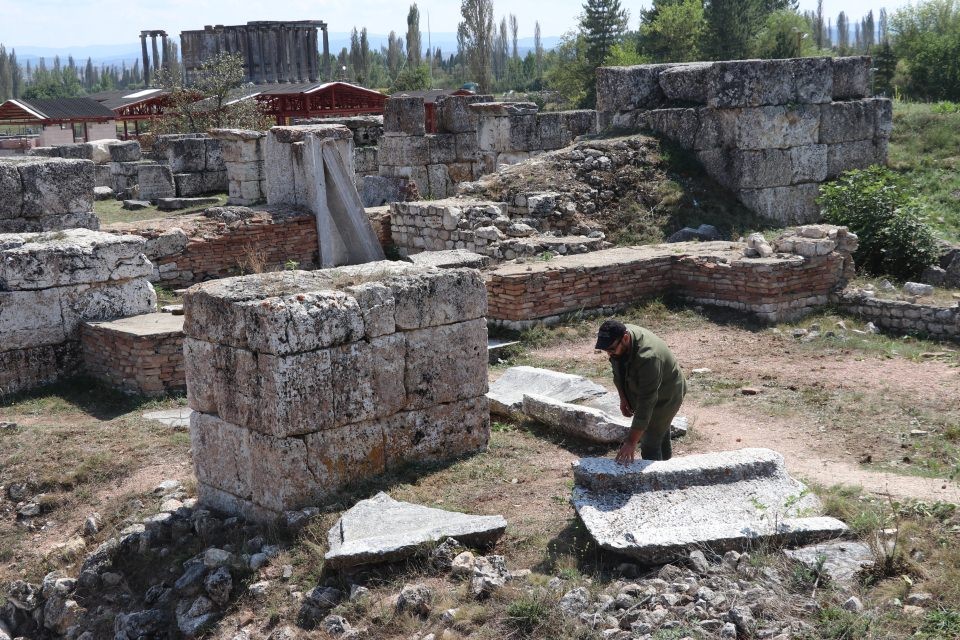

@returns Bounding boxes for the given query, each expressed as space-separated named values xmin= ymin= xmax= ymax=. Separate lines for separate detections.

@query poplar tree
xmin=457 ymin=0 xmax=494 ymax=92
xmin=407 ymin=4 xmax=422 ymax=67
xmin=704 ymin=0 xmax=764 ymax=60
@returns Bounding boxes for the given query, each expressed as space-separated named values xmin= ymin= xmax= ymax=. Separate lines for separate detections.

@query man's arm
xmin=615 ymin=357 xmax=662 ymax=464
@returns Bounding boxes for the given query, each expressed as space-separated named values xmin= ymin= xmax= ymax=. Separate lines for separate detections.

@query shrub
xmin=819 ymin=166 xmax=940 ymax=280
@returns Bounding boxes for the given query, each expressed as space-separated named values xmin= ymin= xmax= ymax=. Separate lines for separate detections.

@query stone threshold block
xmin=487 ymin=365 xmax=607 ymax=416
xmin=324 ymin=492 xmax=507 ymax=568
xmin=572 ymin=448 xmax=848 ymax=564
xmin=81 ymin=312 xmax=185 ymax=397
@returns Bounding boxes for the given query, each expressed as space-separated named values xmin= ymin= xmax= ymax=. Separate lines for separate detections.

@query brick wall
xmin=486 ymin=235 xmax=849 ymax=329
xmin=833 ymin=290 xmax=960 ymax=340
xmin=81 ymin=313 xmax=186 ymax=396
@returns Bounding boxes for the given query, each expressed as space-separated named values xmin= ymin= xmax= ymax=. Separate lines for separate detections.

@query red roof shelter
xmin=248 ymin=81 xmax=387 ymax=124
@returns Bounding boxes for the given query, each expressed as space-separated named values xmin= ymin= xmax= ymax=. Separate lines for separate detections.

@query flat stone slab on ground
xmin=408 ymin=249 xmax=491 ymax=270
xmin=143 ymin=407 xmax=194 ymax=429
xmin=488 ymin=366 xmax=607 ymax=416
xmin=85 ymin=312 xmax=184 ymax=337
xmin=157 ymin=197 xmax=221 ymax=212
xmin=573 ymin=448 xmax=848 ymax=564
xmin=122 ymin=200 xmax=151 ymax=211
xmin=325 ymin=492 xmax=507 ymax=568
xmin=783 ymin=540 xmax=874 ymax=586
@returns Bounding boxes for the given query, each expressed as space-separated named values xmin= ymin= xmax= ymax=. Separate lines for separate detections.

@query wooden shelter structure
xmin=89 ymin=88 xmax=172 ymax=138
xmin=243 ymin=81 xmax=387 ymax=124
xmin=0 ymin=98 xmax=117 ymax=146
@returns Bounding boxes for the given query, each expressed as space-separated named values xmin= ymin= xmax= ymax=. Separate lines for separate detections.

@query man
xmin=594 ymin=319 xmax=686 ymax=464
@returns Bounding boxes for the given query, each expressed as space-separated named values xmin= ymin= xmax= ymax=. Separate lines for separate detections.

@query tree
xmin=836 ymin=11 xmax=850 ymax=54
xmin=639 ymin=0 xmax=706 ymax=62
xmin=873 ymin=40 xmax=897 ymax=95
xmin=545 ymin=31 xmax=590 ymax=107
xmin=457 ymin=0 xmax=495 ymax=92
xmin=704 ymin=0 xmax=765 ymax=60
xmin=580 ymin=0 xmax=629 ymax=107
xmin=386 ymin=31 xmax=405 ymax=80
xmin=752 ymin=10 xmax=815 ymax=58
xmin=510 ymin=14 xmax=519 ymax=59
xmin=534 ymin=21 xmax=544 ymax=79
xmin=813 ymin=0 xmax=825 ymax=48
xmin=407 ymin=4 xmax=422 ymax=68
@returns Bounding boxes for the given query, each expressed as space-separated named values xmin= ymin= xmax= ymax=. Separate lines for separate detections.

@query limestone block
xmin=595 ymin=64 xmax=671 ymax=113
xmin=469 ymin=102 xmax=538 ymax=117
xmin=522 ymin=393 xmax=628 ymax=444
xmin=218 ymin=137 xmax=264 ymax=164
xmin=826 ymin=139 xmax=887 ymax=178
xmin=202 ymin=170 xmax=227 ymax=193
xmin=323 ymin=491 xmax=505 ymax=568
xmin=790 ymin=144 xmax=828 ymax=184
xmin=226 ymin=161 xmax=264 ymax=182
xmin=403 ymin=318 xmax=488 ymax=409
xmin=94 ymin=165 xmax=113 ymax=188
xmin=820 ymin=99 xmax=881 ymax=144
xmin=165 ymin=137 xmax=207 ymax=173
xmin=56 ymin=143 xmax=93 ymax=160
xmin=59 ymin=279 xmax=157 ymax=328
xmin=0 ymin=212 xmax=99 ymax=233
xmin=306 ymin=419 xmax=387 ymax=490
xmin=385 ymin=396 xmax=491 ymax=467
xmin=734 ymin=105 xmax=820 ymax=150
xmin=0 ymin=288 xmax=68 ymax=349
xmin=15 ymin=159 xmax=94 ymax=217
xmin=387 ymin=268 xmax=487 ymax=330
xmin=658 ymin=62 xmax=713 ymax=104
xmin=695 ymin=108 xmax=738 ymax=150
xmin=536 ymin=113 xmax=565 ymax=150
xmin=384 ymin=96 xmax=426 ymax=136
xmin=0 ymin=229 xmax=151 ymax=290
xmin=875 ymin=98 xmax=893 ymax=137
xmin=427 ymin=164 xmax=451 ymax=198
xmin=0 ymin=162 xmax=23 ymax=220
xmin=446 ymin=162 xmax=474 ymax=184
xmin=205 ymin=138 xmax=225 ymax=171
xmin=644 ymin=109 xmax=700 ymax=148
xmin=454 ymin=132 xmax=479 ymax=161
xmin=707 ymin=58 xmax=831 ymax=108
xmin=831 ymin=56 xmax=870 ymax=99
xmin=138 ymin=164 xmax=176 ymax=202
xmin=248 ymin=430 xmax=319 ymax=512
xmin=330 ymin=333 xmax=406 ymax=427
xmin=174 ymin=173 xmax=205 ymax=197
xmin=739 ymin=183 xmax=821 ymax=225
xmin=508 ymin=114 xmax=540 ymax=151
xmin=189 ymin=411 xmax=252 ymax=500
xmin=427 ymin=134 xmax=457 ymax=164
xmin=487 ymin=365 xmax=607 ymax=415
xmin=344 ymin=281 xmax=396 ymax=338
xmin=354 ymin=146 xmax=379 ymax=174
xmin=379 ymin=134 xmax=429 ymax=166
xmin=477 ymin=116 xmax=510 ymax=153
xmin=361 ymin=175 xmax=405 ymax=208
xmin=436 ymin=94 xmax=491 ymax=133
xmin=108 ymin=141 xmax=141 ymax=163
xmin=110 ymin=161 xmax=140 ymax=177
xmin=562 ymin=110 xmax=600 ymax=137
xmin=731 ymin=149 xmax=792 ymax=189
xmin=791 ymin=57 xmax=835 ymax=104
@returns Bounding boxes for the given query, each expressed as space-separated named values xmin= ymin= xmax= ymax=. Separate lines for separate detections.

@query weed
xmin=815 ymin=606 xmax=872 ymax=639
xmin=284 ymin=259 xmax=300 ymax=270
xmin=505 ymin=591 xmax=553 ymax=634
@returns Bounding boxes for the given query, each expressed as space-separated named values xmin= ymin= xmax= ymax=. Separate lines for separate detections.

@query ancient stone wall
xmin=210 ymin=129 xmax=267 ymax=206
xmin=295 ymin=115 xmax=384 ymax=191
xmin=596 ymin=57 xmax=891 ymax=224
xmin=0 ymin=229 xmax=157 ymax=396
xmin=81 ymin=312 xmax=186 ymax=396
xmin=0 ymin=157 xmax=99 ymax=232
xmin=106 ymin=208 xmax=322 ymax=289
xmin=28 ymin=139 xmax=142 ymax=191
xmin=155 ymin=134 xmax=228 ymax=198
xmin=182 ymin=263 xmax=490 ymax=520
xmin=833 ymin=289 xmax=960 ymax=340
xmin=485 ymin=225 xmax=856 ymax=328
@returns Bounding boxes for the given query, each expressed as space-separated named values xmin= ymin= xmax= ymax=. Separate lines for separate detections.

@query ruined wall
xmin=295 ymin=115 xmax=384 ymax=191
xmin=81 ymin=313 xmax=186 ymax=396
xmin=596 ymin=57 xmax=891 ymax=224
xmin=183 ymin=263 xmax=490 ymax=520
xmin=30 ymin=139 xmax=143 ymax=192
xmin=0 ymin=157 xmax=99 ymax=232
xmin=155 ymin=134 xmax=228 ymax=198
xmin=0 ymin=230 xmax=157 ymax=396
xmin=210 ymin=129 xmax=267 ymax=206
xmin=833 ymin=289 xmax=960 ymax=340
xmin=486 ymin=225 xmax=856 ymax=328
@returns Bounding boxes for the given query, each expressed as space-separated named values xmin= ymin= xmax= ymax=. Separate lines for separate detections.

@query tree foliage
xmin=406 ymin=4 xmax=422 ymax=67
xmin=704 ymin=0 xmax=766 ymax=60
xmin=638 ymin=0 xmax=706 ymax=63
xmin=580 ymin=0 xmax=629 ymax=107
xmin=457 ymin=0 xmax=495 ymax=92
xmin=751 ymin=10 xmax=816 ymax=59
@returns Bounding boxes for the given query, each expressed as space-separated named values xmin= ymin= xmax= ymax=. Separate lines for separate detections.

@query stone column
xmin=307 ymin=28 xmax=318 ymax=82
xmin=161 ymin=33 xmax=168 ymax=71
xmin=274 ymin=26 xmax=285 ymax=83
xmin=151 ymin=34 xmax=161 ymax=80
xmin=287 ymin=27 xmax=297 ymax=81
xmin=255 ymin=27 xmax=266 ymax=83
xmin=140 ymin=33 xmax=151 ymax=86
xmin=322 ymin=25 xmax=330 ymax=80
xmin=295 ymin=28 xmax=306 ymax=82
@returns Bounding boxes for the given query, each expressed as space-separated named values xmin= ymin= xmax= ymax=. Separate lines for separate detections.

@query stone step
xmin=573 ymin=448 xmax=785 ymax=493
xmin=487 ymin=365 xmax=607 ymax=416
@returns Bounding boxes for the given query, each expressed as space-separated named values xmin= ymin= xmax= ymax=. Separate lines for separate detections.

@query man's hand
xmin=615 ymin=440 xmax=637 ymax=465
xmin=619 ymin=397 xmax=633 ymax=418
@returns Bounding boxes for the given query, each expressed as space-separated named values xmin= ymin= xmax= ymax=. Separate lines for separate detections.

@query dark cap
xmin=595 ymin=319 xmax=627 ymax=350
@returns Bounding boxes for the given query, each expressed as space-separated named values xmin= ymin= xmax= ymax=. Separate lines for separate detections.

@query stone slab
xmin=9 ymin=158 xmax=95 ymax=217
xmin=523 ymin=393 xmax=630 ymax=444
xmin=0 ymin=229 xmax=152 ymax=290
xmin=487 ymin=365 xmax=607 ymax=416
xmin=572 ymin=448 xmax=848 ymax=564
xmin=143 ymin=407 xmax=194 ymax=429
xmin=783 ymin=540 xmax=874 ymax=587
xmin=85 ymin=312 xmax=183 ymax=337
xmin=157 ymin=197 xmax=220 ymax=211
xmin=324 ymin=492 xmax=507 ymax=568
xmin=407 ymin=249 xmax=491 ymax=270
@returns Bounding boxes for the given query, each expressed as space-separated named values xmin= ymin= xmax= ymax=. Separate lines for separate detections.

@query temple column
xmin=275 ymin=26 xmax=287 ymax=82
xmin=307 ymin=28 xmax=318 ymax=82
xmin=140 ymin=33 xmax=151 ymax=86
xmin=322 ymin=25 xmax=330 ymax=80
xmin=151 ymin=34 xmax=161 ymax=80
xmin=161 ymin=33 xmax=168 ymax=71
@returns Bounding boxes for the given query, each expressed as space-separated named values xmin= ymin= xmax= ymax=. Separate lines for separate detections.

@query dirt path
xmin=519 ymin=325 xmax=960 ymax=505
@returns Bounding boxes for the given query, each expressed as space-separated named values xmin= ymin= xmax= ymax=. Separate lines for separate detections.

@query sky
xmin=0 ymin=0 xmax=918 ymax=50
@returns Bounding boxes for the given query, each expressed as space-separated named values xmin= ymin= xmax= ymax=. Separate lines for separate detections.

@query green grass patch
xmin=93 ymin=192 xmax=228 ymax=225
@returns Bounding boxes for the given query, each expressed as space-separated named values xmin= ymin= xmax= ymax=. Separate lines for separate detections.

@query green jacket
xmin=610 ymin=324 xmax=686 ymax=432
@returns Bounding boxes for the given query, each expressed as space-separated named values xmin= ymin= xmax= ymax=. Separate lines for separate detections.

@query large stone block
xmin=427 ymin=164 xmax=452 ymax=198
xmin=108 ymin=141 xmax=142 ymax=163
xmin=330 ymin=333 xmax=407 ymax=427
xmin=306 ymin=418 xmax=387 ymax=489
xmin=820 ymin=99 xmax=881 ymax=144
xmin=248 ymin=430 xmax=318 ymax=512
xmin=790 ymin=144 xmax=829 ymax=183
xmin=189 ymin=411 xmax=252 ymax=500
xmin=596 ymin=64 xmax=671 ymax=113
xmin=436 ymin=94 xmax=491 ymax=133
xmin=387 ymin=268 xmax=487 ymax=330
xmin=536 ymin=113 xmax=565 ymax=150
xmin=694 ymin=107 xmax=739 ymax=150
xmin=826 ymin=139 xmax=887 ymax=178
xmin=378 ymin=134 xmax=429 ymax=166
xmin=384 ymin=96 xmax=426 ymax=136
xmin=730 ymin=148 xmax=793 ymax=189
xmin=658 ymin=62 xmax=713 ymax=104
xmin=832 ymin=56 xmax=871 ymax=99
xmin=205 ymin=138 xmax=225 ymax=171
xmin=477 ymin=116 xmax=510 ymax=152
xmin=15 ymin=159 xmax=94 ymax=217
xmin=202 ymin=170 xmax=227 ymax=193
xmin=454 ymin=132 xmax=479 ymax=161
xmin=0 ymin=229 xmax=151 ymax=290
xmin=508 ymin=114 xmax=540 ymax=151
xmin=0 ymin=161 xmax=23 ymax=220
xmin=59 ymin=278 xmax=157 ymax=329
xmin=165 ymin=137 xmax=207 ymax=173
xmin=174 ymin=172 xmax=205 ymax=197
xmin=487 ymin=365 xmax=607 ymax=415
xmin=385 ymin=396 xmax=491 ymax=467
xmin=734 ymin=105 xmax=821 ymax=150
xmin=428 ymin=134 xmax=457 ymax=164
xmin=707 ymin=58 xmax=832 ymax=108
xmin=562 ymin=110 xmax=600 ymax=138
xmin=739 ymin=183 xmax=821 ymax=224
xmin=644 ymin=108 xmax=700 ymax=148
xmin=138 ymin=164 xmax=176 ymax=202
xmin=0 ymin=288 xmax=68 ymax=349
xmin=403 ymin=318 xmax=488 ymax=409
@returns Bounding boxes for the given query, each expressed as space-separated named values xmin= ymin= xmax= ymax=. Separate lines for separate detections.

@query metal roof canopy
xmin=89 ymin=89 xmax=172 ymax=122
xmin=247 ymin=81 xmax=387 ymax=123
xmin=0 ymin=98 xmax=116 ymax=125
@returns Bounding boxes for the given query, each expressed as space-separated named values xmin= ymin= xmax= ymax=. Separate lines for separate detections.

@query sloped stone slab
xmin=579 ymin=392 xmax=688 ymax=440
xmin=523 ymin=393 xmax=629 ymax=443
xmin=143 ymin=407 xmax=194 ymax=429
xmin=572 ymin=448 xmax=848 ymax=564
xmin=325 ymin=492 xmax=507 ymax=568
xmin=488 ymin=366 xmax=607 ymax=416
xmin=783 ymin=540 xmax=874 ymax=587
